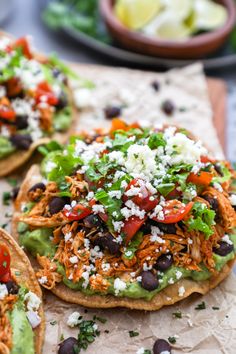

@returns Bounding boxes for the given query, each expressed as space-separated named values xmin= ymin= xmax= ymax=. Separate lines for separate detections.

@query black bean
xmin=10 ymin=134 xmax=32 ymax=150
xmin=151 ymin=80 xmax=160 ymax=91
xmin=15 ymin=115 xmax=28 ymax=130
xmin=104 ymin=106 xmax=121 ymax=119
xmin=203 ymin=196 xmax=219 ymax=213
xmin=94 ymin=232 xmax=120 ymax=255
xmin=28 ymin=183 xmax=46 ymax=194
xmin=141 ymin=271 xmax=159 ymax=291
xmin=49 ymin=197 xmax=69 ymax=215
xmin=58 ymin=337 xmax=78 ymax=354
xmin=153 ymin=339 xmax=171 ymax=354
xmin=161 ymin=100 xmax=175 ymax=116
xmin=214 ymin=163 xmax=223 ymax=176
xmin=56 ymin=92 xmax=68 ymax=110
xmin=154 ymin=253 xmax=173 ymax=271
xmin=155 ymin=222 xmax=176 ymax=234
xmin=11 ymin=186 xmax=20 ymax=200
xmin=6 ymin=280 xmax=19 ymax=295
xmin=213 ymin=241 xmax=234 ymax=256
xmin=83 ymin=214 xmax=103 ymax=229
xmin=140 ymin=221 xmax=152 ymax=235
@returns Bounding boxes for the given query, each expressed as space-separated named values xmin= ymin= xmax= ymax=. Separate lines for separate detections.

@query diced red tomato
xmin=123 ymin=178 xmax=158 ymax=212
xmin=110 ymin=118 xmax=140 ymax=134
xmin=6 ymin=77 xmax=23 ymax=98
xmin=0 ymin=106 xmax=16 ymax=121
xmin=152 ymin=200 xmax=193 ymax=224
xmin=122 ymin=216 xmax=146 ymax=244
xmin=12 ymin=37 xmax=33 ymax=59
xmin=35 ymin=82 xmax=58 ymax=106
xmin=0 ymin=270 xmax=12 ymax=283
xmin=165 ymin=187 xmax=182 ymax=200
xmin=63 ymin=200 xmax=95 ymax=221
xmin=187 ymin=171 xmax=213 ymax=186
xmin=200 ymin=156 xmax=215 ymax=164
xmin=0 ymin=245 xmax=11 ymax=282
xmin=98 ymin=212 xmax=109 ymax=223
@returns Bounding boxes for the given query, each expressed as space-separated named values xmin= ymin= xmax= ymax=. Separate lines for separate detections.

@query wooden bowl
xmin=100 ymin=0 xmax=236 ymax=59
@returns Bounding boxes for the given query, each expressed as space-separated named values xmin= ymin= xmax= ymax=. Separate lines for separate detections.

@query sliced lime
xmin=115 ymin=0 xmax=161 ymax=30
xmin=143 ymin=11 xmax=192 ymax=40
xmin=161 ymin=0 xmax=194 ymax=21
xmin=193 ymin=0 xmax=227 ymax=30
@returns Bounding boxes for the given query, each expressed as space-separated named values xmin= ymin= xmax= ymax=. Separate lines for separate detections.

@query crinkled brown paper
xmin=1 ymin=64 xmax=235 ymax=353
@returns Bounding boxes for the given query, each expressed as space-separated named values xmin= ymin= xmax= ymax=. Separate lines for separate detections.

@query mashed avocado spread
xmin=8 ymin=288 xmax=34 ymax=354
xmin=18 ymin=224 xmax=236 ymax=301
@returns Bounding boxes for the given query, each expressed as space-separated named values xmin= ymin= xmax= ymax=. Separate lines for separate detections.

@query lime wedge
xmin=115 ymin=0 xmax=161 ymax=30
xmin=193 ymin=0 xmax=227 ymax=30
xmin=161 ymin=0 xmax=194 ymax=21
xmin=143 ymin=12 xmax=192 ymax=40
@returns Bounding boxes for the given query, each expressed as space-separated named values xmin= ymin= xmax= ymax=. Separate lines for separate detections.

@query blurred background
xmin=1 ymin=0 xmax=236 ymax=161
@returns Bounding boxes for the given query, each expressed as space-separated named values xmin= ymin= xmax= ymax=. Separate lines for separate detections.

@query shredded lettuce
xmin=185 ymin=202 xmax=216 ymax=239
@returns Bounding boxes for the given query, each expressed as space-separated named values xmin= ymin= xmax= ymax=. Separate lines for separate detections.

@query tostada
xmin=0 ymin=35 xmax=76 ymax=176
xmin=13 ymin=119 xmax=236 ymax=310
xmin=0 ymin=228 xmax=44 ymax=353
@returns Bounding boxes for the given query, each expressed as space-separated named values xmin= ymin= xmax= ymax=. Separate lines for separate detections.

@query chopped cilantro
xmin=93 ymin=315 xmax=107 ymax=324
xmin=212 ymin=164 xmax=231 ymax=184
xmin=212 ymin=306 xmax=220 ymax=310
xmin=76 ymin=320 xmax=100 ymax=352
xmin=157 ymin=183 xmax=175 ymax=197
xmin=7 ymin=178 xmax=17 ymax=187
xmin=2 ymin=191 xmax=11 ymax=206
xmin=50 ymin=320 xmax=57 ymax=325
xmin=168 ymin=336 xmax=177 ymax=344
xmin=60 ymin=334 xmax=64 ymax=341
xmin=148 ymin=132 xmax=166 ymax=149
xmin=143 ymin=350 xmax=151 ymax=354
xmin=195 ymin=301 xmax=206 ymax=310
xmin=129 ymin=330 xmax=139 ymax=338
xmin=185 ymin=202 xmax=215 ymax=239
xmin=38 ymin=140 xmax=63 ymax=156
xmin=172 ymin=311 xmax=182 ymax=318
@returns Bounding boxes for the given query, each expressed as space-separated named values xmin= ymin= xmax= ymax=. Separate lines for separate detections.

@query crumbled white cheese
xmin=213 ymin=182 xmax=223 ymax=192
xmin=38 ymin=276 xmax=48 ymax=285
xmin=69 ymin=256 xmax=78 ymax=264
xmin=114 ymin=278 xmax=127 ymax=295
xmin=175 ymin=270 xmax=182 ymax=280
xmin=222 ymin=234 xmax=233 ymax=245
xmin=92 ymin=204 xmax=105 ymax=214
xmin=64 ymin=232 xmax=72 ymax=242
xmin=24 ymin=291 xmax=41 ymax=311
xmin=108 ymin=190 xmax=122 ymax=199
xmin=0 ymin=85 xmax=6 ymax=98
xmin=136 ymin=348 xmax=145 ymax=354
xmin=26 ymin=310 xmax=41 ymax=328
xmin=0 ymin=284 xmax=8 ymax=300
xmin=165 ymin=132 xmax=206 ymax=166
xmin=112 ymin=220 xmax=124 ymax=232
xmin=229 ymin=194 xmax=236 ymax=206
xmin=178 ymin=286 xmax=186 ymax=297
xmin=67 ymin=311 xmax=82 ymax=327
xmin=86 ymin=191 xmax=95 ymax=201
xmin=125 ymin=144 xmax=157 ymax=179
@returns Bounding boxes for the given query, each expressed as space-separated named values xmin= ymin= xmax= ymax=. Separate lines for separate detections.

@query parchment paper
xmin=0 ymin=63 xmax=235 ymax=353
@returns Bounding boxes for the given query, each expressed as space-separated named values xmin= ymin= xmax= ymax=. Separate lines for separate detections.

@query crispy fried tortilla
xmin=12 ymin=164 xmax=236 ymax=311
xmin=0 ymin=228 xmax=45 ymax=353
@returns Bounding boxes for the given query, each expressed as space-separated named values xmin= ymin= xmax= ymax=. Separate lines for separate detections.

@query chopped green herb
xmin=143 ymin=350 xmax=151 ymax=354
xmin=2 ymin=191 xmax=11 ymax=206
xmin=172 ymin=311 xmax=182 ymax=318
xmin=50 ymin=320 xmax=57 ymax=325
xmin=168 ymin=336 xmax=177 ymax=344
xmin=7 ymin=178 xmax=18 ymax=187
xmin=195 ymin=301 xmax=206 ymax=310
xmin=185 ymin=202 xmax=215 ymax=239
xmin=129 ymin=330 xmax=139 ymax=338
xmin=93 ymin=315 xmax=107 ymax=324
xmin=74 ymin=320 xmax=100 ymax=352
xmin=0 ymin=223 xmax=8 ymax=229
xmin=60 ymin=334 xmax=64 ymax=341
xmin=212 ymin=306 xmax=220 ymax=310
